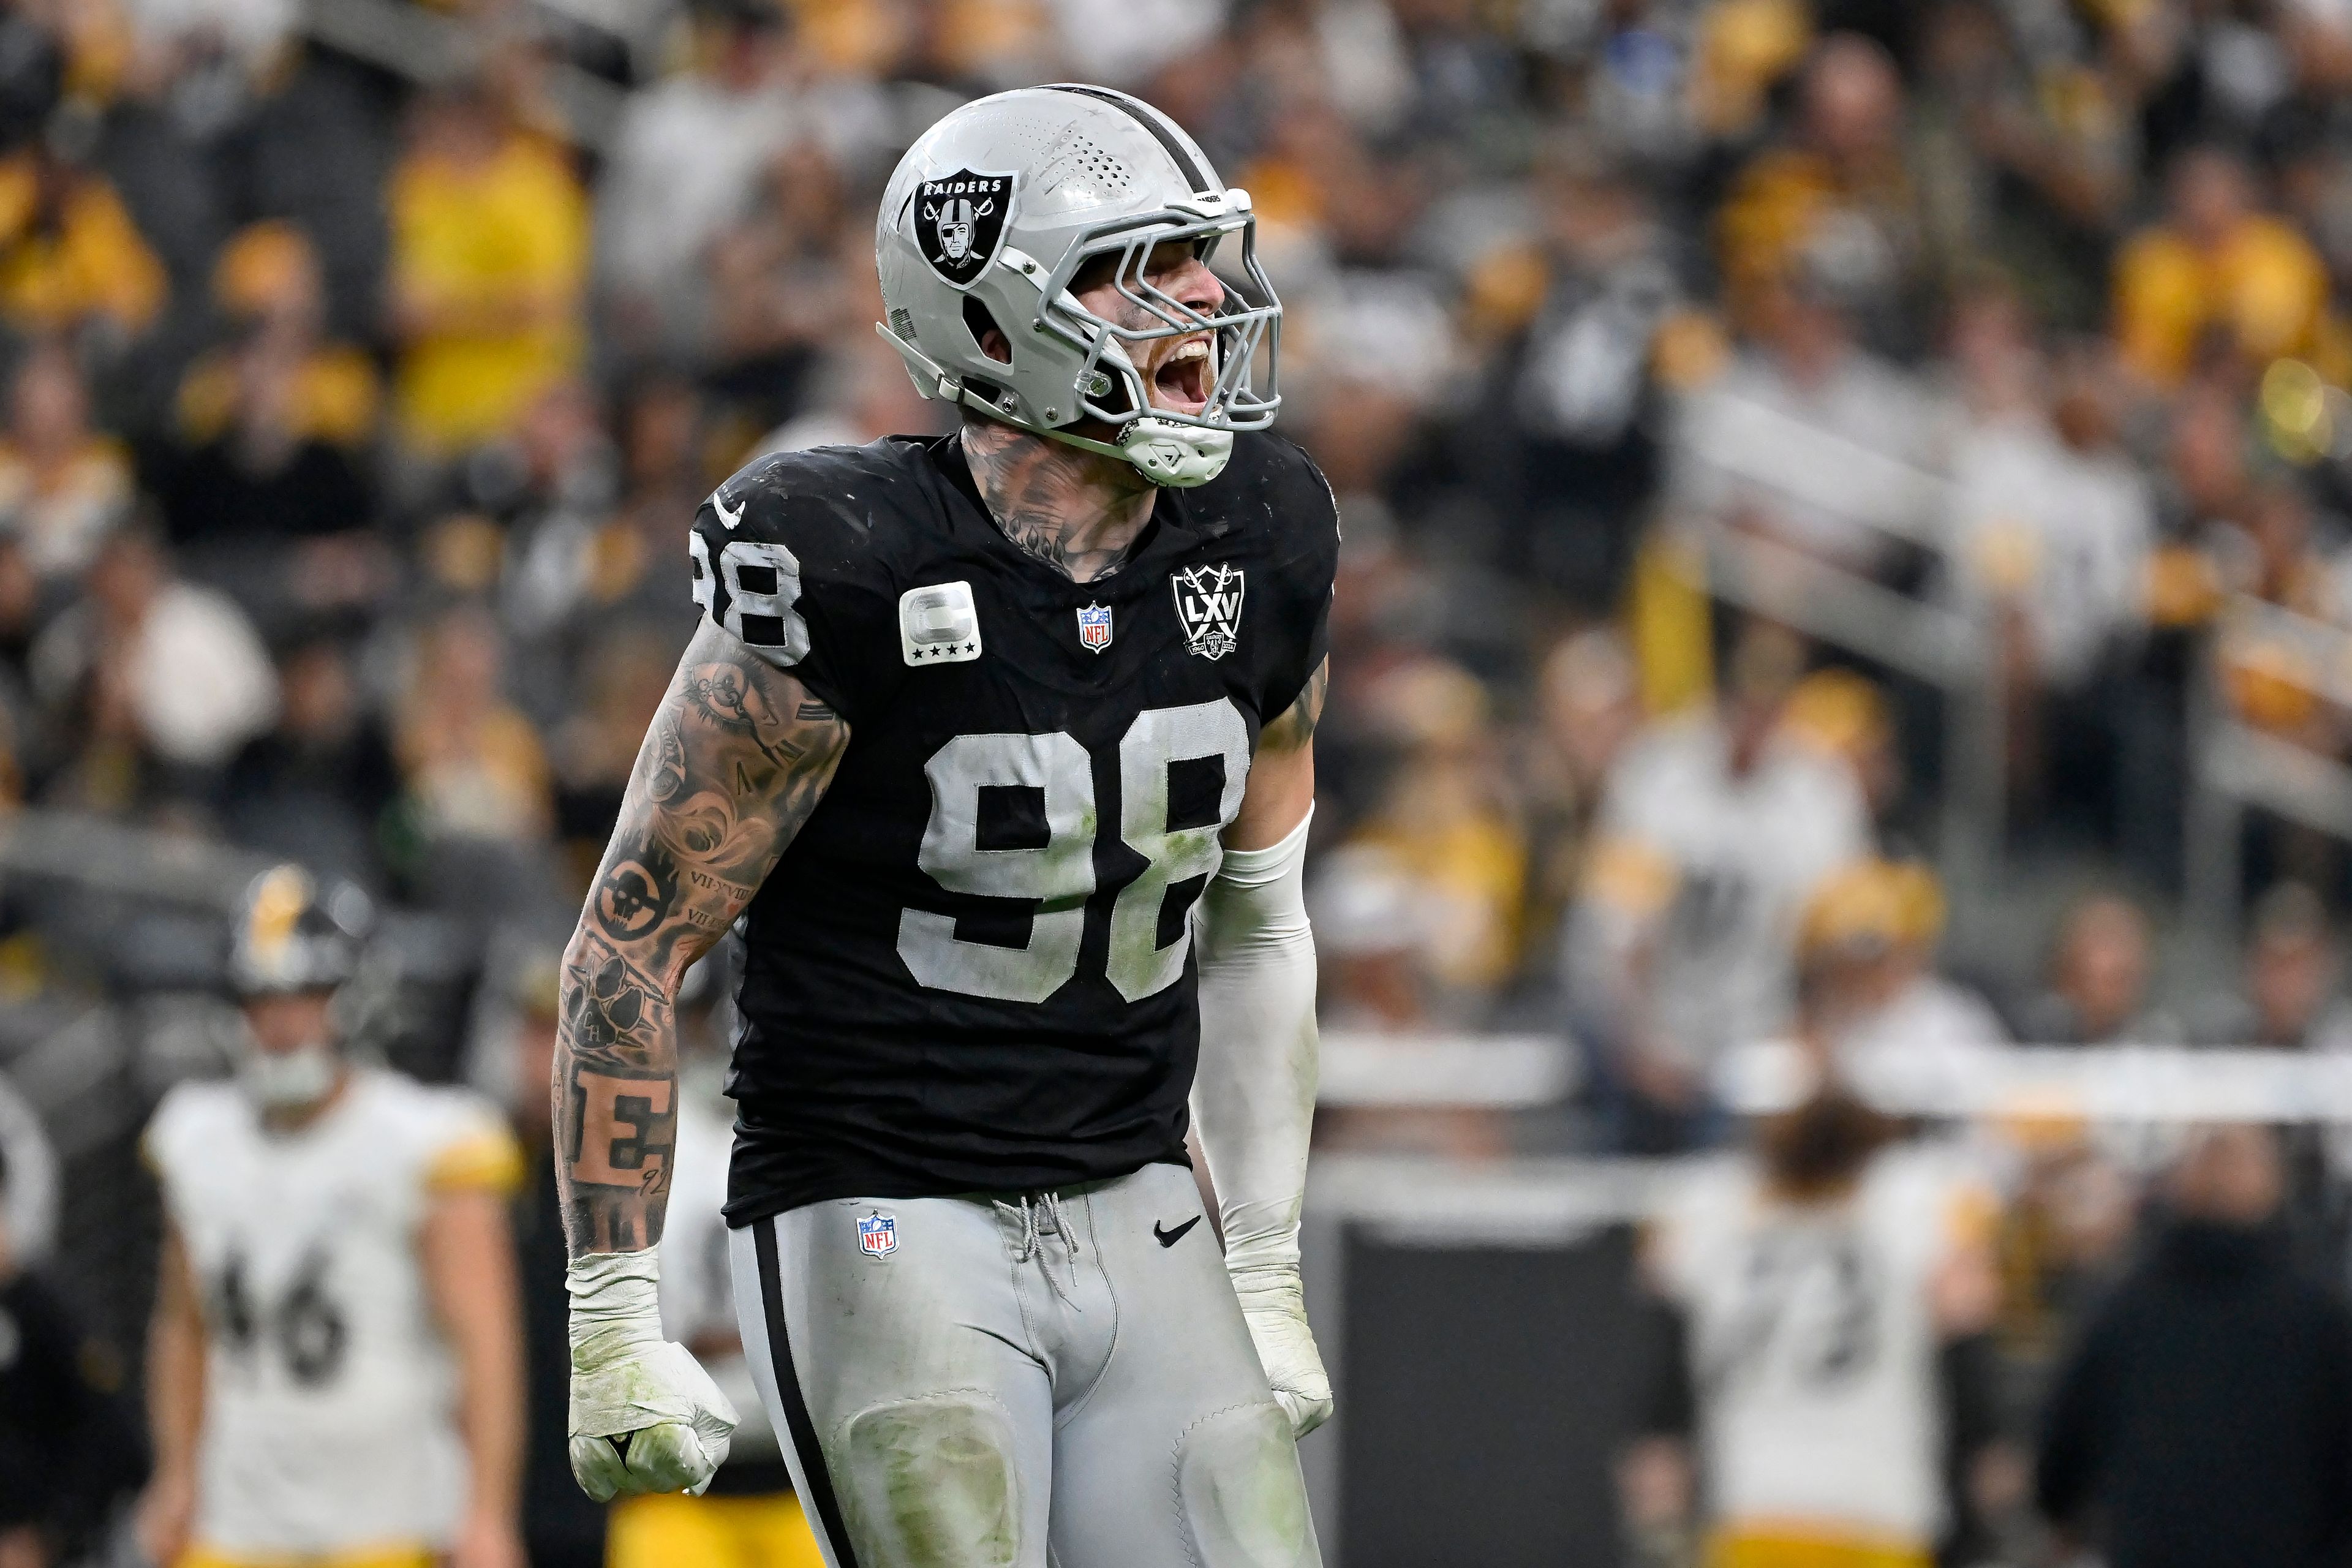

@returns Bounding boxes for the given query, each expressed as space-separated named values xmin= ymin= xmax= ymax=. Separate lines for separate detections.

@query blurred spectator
xmin=2019 ymin=893 xmax=2179 ymax=1046
xmin=175 ymin=221 xmax=380 ymax=451
xmin=551 ymin=626 xmax=676 ymax=871
xmin=0 ymin=343 xmax=132 ymax=582
xmin=155 ymin=330 xmax=372 ymax=552
xmin=1667 ymin=265 xmax=1945 ymax=578
xmin=2113 ymin=145 xmax=2339 ymax=391
xmin=0 ymin=142 xmax=166 ymax=344
xmin=753 ymin=331 xmax=941 ymax=457
xmin=1776 ymin=665 xmax=1906 ymax=829
xmin=1912 ymin=0 xmax=2133 ymax=331
xmin=394 ymin=601 xmax=554 ymax=850
xmin=222 ymin=633 xmax=400 ymax=891
xmin=118 ymin=0 xmax=298 ymax=104
xmin=0 ymin=1142 xmax=146 ymax=1568
xmin=2189 ymin=881 xmax=2350 ymax=1050
xmin=706 ymin=143 xmax=864 ymax=421
xmin=1517 ymin=628 xmax=1643 ymax=970
xmin=1943 ymin=290 xmax=2153 ymax=839
xmin=597 ymin=0 xmax=801 ymax=361
xmin=388 ymin=81 xmax=589 ymax=457
xmin=30 ymin=521 xmax=276 ymax=778
xmin=1481 ymin=147 xmax=1682 ymax=609
xmin=1811 ymin=858 xmax=2010 ymax=1060
xmin=1564 ymin=625 xmax=1870 ymax=1148
xmin=1717 ymin=33 xmax=1929 ymax=353
xmin=2036 ymin=1125 xmax=2352 ymax=1568
xmin=484 ymin=379 xmax=633 ymax=714
xmin=1312 ymin=842 xmax=1458 ymax=1032
xmin=1341 ymin=657 xmax=1526 ymax=1010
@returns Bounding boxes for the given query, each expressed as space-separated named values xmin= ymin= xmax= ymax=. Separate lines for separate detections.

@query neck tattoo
xmin=960 ymin=421 xmax=1155 ymax=585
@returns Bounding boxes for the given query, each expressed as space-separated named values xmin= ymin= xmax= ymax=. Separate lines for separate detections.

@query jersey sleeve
xmin=417 ymin=1090 xmax=526 ymax=1197
xmin=688 ymin=450 xmax=904 ymax=724
xmin=1253 ymin=440 xmax=1341 ymax=723
xmin=140 ymin=1084 xmax=203 ymax=1191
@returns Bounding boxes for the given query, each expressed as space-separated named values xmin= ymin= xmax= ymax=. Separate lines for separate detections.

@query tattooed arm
xmin=557 ymin=621 xmax=846 ymax=1500
xmin=554 ymin=620 xmax=848 ymax=1259
xmin=1226 ymin=657 xmax=1325 ymax=851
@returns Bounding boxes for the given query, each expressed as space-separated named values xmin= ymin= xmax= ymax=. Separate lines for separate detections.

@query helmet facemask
xmin=1030 ymin=208 xmax=1281 ymax=485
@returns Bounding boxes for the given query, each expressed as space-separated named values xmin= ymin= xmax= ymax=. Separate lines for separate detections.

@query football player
xmin=138 ymin=867 xmax=527 ymax=1568
xmin=552 ymin=85 xmax=1335 ymax=1567
xmin=1622 ymin=884 xmax=2008 ymax=1568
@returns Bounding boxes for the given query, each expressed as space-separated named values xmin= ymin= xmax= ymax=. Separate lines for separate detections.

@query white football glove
xmin=1230 ymin=1257 xmax=1334 ymax=1438
xmin=566 ymin=1251 xmax=738 ymax=1501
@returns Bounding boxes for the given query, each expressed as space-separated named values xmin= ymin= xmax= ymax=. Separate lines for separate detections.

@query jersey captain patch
xmin=1172 ymin=564 xmax=1245 ymax=660
xmin=900 ymin=581 xmax=983 ymax=665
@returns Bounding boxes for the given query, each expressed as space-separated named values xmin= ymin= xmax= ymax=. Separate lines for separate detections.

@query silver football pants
xmin=728 ymin=1160 xmax=1322 ymax=1568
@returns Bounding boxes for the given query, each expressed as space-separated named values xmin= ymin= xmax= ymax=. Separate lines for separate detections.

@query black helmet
xmin=228 ymin=864 xmax=372 ymax=998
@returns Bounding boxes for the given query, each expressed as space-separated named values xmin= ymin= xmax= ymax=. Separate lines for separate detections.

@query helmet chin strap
xmin=1040 ymin=417 xmax=1233 ymax=488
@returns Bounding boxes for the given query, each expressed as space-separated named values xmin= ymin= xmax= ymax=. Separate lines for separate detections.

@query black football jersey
xmin=696 ymin=432 xmax=1337 ymax=1224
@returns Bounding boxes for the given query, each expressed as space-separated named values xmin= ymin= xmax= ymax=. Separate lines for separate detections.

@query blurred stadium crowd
xmin=1 ymin=0 xmax=2352 ymax=1562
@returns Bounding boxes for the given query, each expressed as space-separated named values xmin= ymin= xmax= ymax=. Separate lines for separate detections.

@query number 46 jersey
xmin=700 ymin=432 xmax=1336 ymax=1224
xmin=143 ymin=1069 xmax=523 ymax=1557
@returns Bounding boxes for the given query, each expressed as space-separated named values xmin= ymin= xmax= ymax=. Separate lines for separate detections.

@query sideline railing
xmin=1665 ymin=378 xmax=2003 ymax=928
xmin=301 ymin=0 xmax=633 ymax=150
xmin=2187 ymin=593 xmax=2352 ymax=940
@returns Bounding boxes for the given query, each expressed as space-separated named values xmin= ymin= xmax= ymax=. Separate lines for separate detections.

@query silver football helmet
xmin=875 ymin=85 xmax=1283 ymax=488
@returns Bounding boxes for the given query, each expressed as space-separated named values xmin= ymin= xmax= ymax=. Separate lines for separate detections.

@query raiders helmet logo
xmin=916 ymin=169 xmax=1016 ymax=288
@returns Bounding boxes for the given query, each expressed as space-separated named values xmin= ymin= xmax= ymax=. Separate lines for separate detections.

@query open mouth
xmin=1150 ymin=336 xmax=1214 ymax=415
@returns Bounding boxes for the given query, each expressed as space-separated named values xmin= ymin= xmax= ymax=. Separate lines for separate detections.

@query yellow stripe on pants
xmin=1706 ymin=1528 xmax=1934 ymax=1568
xmin=178 ymin=1547 xmax=435 ymax=1568
xmin=607 ymin=1490 xmax=829 ymax=1568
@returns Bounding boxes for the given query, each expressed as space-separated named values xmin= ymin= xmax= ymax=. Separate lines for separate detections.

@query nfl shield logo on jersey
xmin=1172 ymin=564 xmax=1245 ymax=660
xmin=856 ymin=1211 xmax=897 ymax=1259
xmin=1076 ymin=603 xmax=1113 ymax=654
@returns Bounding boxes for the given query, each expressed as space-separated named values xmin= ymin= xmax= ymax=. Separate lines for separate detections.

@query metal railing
xmin=1668 ymin=379 xmax=2002 ymax=916
xmin=2183 ymin=593 xmax=2352 ymax=940
xmin=301 ymin=0 xmax=634 ymax=151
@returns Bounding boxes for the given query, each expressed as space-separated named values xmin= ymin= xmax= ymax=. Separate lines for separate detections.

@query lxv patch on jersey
xmin=900 ymin=581 xmax=982 ymax=665
xmin=1173 ymin=563 xmax=1244 ymax=660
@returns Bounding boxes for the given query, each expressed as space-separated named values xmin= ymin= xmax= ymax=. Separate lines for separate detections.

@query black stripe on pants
xmin=755 ymin=1216 xmax=862 ymax=1567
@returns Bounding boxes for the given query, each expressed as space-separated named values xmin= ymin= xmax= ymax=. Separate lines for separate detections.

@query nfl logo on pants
xmin=857 ymin=1211 xmax=897 ymax=1258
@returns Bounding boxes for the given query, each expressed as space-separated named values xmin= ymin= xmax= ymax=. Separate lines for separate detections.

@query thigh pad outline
xmin=835 ymin=1389 xmax=1025 ymax=1568
xmin=1173 ymin=1400 xmax=1314 ymax=1568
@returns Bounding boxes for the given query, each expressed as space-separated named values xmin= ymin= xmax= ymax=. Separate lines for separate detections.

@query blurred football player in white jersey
xmin=1623 ymin=886 xmax=2011 ymax=1568
xmin=137 ymin=867 xmax=527 ymax=1568
xmin=1566 ymin=625 xmax=1869 ymax=1148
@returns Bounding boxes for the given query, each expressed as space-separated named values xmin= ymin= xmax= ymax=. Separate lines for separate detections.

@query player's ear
xmin=962 ymin=296 xmax=1012 ymax=365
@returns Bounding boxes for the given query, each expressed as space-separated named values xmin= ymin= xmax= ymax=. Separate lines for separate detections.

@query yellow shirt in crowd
xmin=0 ymin=155 xmax=166 ymax=338
xmin=2113 ymin=214 xmax=2336 ymax=386
xmin=388 ymin=133 xmax=588 ymax=455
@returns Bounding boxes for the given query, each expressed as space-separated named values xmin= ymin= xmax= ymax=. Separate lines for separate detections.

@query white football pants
xmin=728 ymin=1161 xmax=1322 ymax=1568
